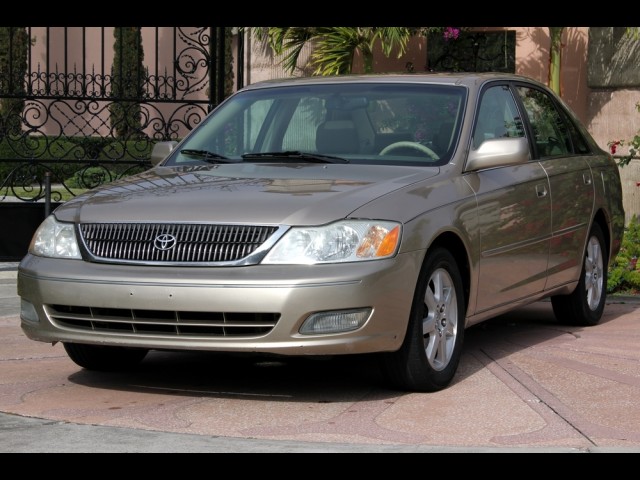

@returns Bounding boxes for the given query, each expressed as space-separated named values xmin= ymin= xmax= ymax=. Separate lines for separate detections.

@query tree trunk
xmin=0 ymin=27 xmax=29 ymax=136
xmin=548 ymin=27 xmax=564 ymax=95
xmin=110 ymin=27 xmax=145 ymax=139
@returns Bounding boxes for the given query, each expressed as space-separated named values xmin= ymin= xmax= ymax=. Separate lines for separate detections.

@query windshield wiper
xmin=241 ymin=151 xmax=349 ymax=164
xmin=180 ymin=149 xmax=233 ymax=163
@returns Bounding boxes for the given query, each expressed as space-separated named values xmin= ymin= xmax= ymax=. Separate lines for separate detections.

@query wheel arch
xmin=592 ymin=208 xmax=612 ymax=264
xmin=427 ymin=231 xmax=471 ymax=315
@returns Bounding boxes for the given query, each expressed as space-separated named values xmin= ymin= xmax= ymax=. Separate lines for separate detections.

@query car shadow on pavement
xmin=66 ymin=349 xmax=401 ymax=403
xmin=63 ymin=300 xmax=627 ymax=402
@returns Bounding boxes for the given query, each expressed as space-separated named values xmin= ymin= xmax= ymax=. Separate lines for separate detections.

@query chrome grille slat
xmin=80 ymin=223 xmax=279 ymax=264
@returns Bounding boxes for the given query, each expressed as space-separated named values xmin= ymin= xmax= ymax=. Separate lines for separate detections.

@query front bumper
xmin=18 ymin=252 xmax=422 ymax=356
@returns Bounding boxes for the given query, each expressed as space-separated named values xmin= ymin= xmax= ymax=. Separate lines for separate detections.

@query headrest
xmin=316 ymin=120 xmax=359 ymax=154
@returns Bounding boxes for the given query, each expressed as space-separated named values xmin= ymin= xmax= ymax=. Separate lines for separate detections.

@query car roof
xmin=240 ymin=72 xmax=549 ymax=92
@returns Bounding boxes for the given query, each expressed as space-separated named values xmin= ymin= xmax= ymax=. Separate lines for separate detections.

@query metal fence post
xmin=44 ymin=171 xmax=51 ymax=217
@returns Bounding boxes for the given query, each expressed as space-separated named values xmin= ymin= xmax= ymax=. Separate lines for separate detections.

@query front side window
xmin=472 ymin=84 xmax=524 ymax=150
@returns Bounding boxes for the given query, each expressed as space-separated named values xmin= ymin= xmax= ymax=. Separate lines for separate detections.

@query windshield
xmin=164 ymin=82 xmax=467 ymax=167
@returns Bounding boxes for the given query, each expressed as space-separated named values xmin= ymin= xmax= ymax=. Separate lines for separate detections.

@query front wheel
xmin=63 ymin=343 xmax=148 ymax=371
xmin=381 ymin=248 xmax=466 ymax=392
xmin=551 ymin=223 xmax=608 ymax=326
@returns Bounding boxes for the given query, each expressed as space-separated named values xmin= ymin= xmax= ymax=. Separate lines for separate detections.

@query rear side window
xmin=556 ymin=106 xmax=591 ymax=155
xmin=516 ymin=86 xmax=575 ymax=158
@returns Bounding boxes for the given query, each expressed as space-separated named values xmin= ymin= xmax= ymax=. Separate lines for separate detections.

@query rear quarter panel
xmin=589 ymin=153 xmax=625 ymax=262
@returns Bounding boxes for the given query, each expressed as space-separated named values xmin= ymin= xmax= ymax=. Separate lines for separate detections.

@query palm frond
xmin=255 ymin=27 xmax=323 ymax=73
xmin=310 ymin=27 xmax=365 ymax=75
xmin=253 ymin=27 xmax=420 ymax=76
xmin=372 ymin=27 xmax=412 ymax=57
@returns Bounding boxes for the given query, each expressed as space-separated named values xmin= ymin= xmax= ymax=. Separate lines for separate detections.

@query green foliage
xmin=253 ymin=27 xmax=414 ymax=76
xmin=0 ymin=27 xmax=29 ymax=136
xmin=425 ymin=30 xmax=514 ymax=73
xmin=626 ymin=27 xmax=640 ymax=40
xmin=110 ymin=27 xmax=145 ymax=139
xmin=0 ymin=135 xmax=152 ymax=181
xmin=65 ymin=166 xmax=116 ymax=189
xmin=311 ymin=28 xmax=369 ymax=75
xmin=548 ymin=27 xmax=564 ymax=95
xmin=252 ymin=27 xmax=474 ymax=77
xmin=608 ymin=214 xmax=640 ymax=294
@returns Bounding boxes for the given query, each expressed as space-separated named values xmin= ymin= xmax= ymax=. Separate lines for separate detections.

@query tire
xmin=382 ymin=248 xmax=466 ymax=392
xmin=63 ymin=343 xmax=148 ymax=371
xmin=551 ymin=223 xmax=608 ymax=326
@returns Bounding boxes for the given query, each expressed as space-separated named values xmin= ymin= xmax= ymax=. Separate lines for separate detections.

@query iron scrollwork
xmin=0 ymin=26 xmax=228 ymax=203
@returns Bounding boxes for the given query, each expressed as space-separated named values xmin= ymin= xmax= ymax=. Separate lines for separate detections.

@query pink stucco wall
xmin=513 ymin=27 xmax=590 ymax=124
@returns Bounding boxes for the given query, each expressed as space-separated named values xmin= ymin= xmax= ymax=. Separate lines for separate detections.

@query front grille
xmin=79 ymin=223 xmax=280 ymax=264
xmin=47 ymin=304 xmax=280 ymax=337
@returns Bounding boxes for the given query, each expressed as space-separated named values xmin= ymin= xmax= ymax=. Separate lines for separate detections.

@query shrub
xmin=0 ymin=135 xmax=152 ymax=181
xmin=65 ymin=166 xmax=117 ymax=189
xmin=608 ymin=214 xmax=640 ymax=294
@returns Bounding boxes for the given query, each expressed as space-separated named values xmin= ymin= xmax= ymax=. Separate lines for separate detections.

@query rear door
xmin=513 ymin=84 xmax=595 ymax=290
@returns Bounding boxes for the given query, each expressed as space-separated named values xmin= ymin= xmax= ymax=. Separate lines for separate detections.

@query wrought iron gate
xmin=0 ymin=26 xmax=243 ymax=260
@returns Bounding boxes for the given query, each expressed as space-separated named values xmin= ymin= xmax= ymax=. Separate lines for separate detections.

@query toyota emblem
xmin=154 ymin=233 xmax=177 ymax=251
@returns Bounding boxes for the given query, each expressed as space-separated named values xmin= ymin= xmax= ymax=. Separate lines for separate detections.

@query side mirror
xmin=465 ymin=137 xmax=530 ymax=172
xmin=150 ymin=141 xmax=178 ymax=166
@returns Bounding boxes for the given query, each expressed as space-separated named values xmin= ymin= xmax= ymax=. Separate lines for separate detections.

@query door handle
xmin=536 ymin=184 xmax=548 ymax=198
xmin=583 ymin=173 xmax=592 ymax=185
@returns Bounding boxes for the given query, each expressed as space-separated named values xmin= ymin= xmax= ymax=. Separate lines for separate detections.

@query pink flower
xmin=443 ymin=27 xmax=460 ymax=41
xmin=609 ymin=140 xmax=621 ymax=154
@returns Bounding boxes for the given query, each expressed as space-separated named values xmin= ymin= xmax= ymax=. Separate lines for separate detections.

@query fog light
xmin=20 ymin=299 xmax=39 ymax=324
xmin=299 ymin=308 xmax=372 ymax=335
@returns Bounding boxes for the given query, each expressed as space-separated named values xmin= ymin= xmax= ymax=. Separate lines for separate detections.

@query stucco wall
xmin=514 ymin=27 xmax=590 ymax=124
xmin=588 ymin=27 xmax=640 ymax=87
xmin=585 ymin=28 xmax=640 ymax=153
xmin=585 ymin=28 xmax=640 ymax=222
xmin=588 ymin=89 xmax=640 ymax=153
xmin=588 ymin=88 xmax=640 ymax=223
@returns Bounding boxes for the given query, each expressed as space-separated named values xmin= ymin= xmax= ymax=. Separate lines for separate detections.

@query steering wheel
xmin=379 ymin=141 xmax=440 ymax=161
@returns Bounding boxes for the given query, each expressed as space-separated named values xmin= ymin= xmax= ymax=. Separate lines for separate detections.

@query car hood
xmin=54 ymin=163 xmax=440 ymax=225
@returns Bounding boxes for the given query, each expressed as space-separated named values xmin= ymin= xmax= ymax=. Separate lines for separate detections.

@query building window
xmin=426 ymin=30 xmax=516 ymax=73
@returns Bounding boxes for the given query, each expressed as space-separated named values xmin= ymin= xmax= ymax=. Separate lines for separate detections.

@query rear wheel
xmin=382 ymin=248 xmax=465 ymax=392
xmin=63 ymin=343 xmax=148 ymax=371
xmin=551 ymin=223 xmax=608 ymax=326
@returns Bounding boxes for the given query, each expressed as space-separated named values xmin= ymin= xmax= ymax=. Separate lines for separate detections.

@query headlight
xmin=262 ymin=220 xmax=401 ymax=264
xmin=29 ymin=215 xmax=81 ymax=259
